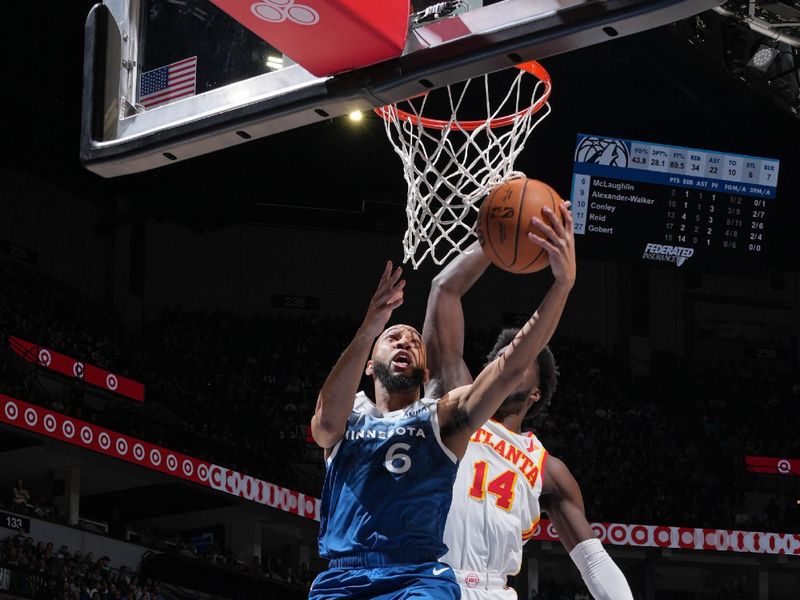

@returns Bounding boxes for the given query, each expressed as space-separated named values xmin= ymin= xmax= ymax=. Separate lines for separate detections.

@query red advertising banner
xmin=1 ymin=394 xmax=796 ymax=554
xmin=8 ymin=336 xmax=145 ymax=402
xmin=0 ymin=395 xmax=319 ymax=521
xmin=531 ymin=519 xmax=800 ymax=556
xmin=746 ymin=455 xmax=800 ymax=476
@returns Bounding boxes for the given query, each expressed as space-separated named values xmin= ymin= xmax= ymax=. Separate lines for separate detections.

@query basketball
xmin=477 ymin=178 xmax=565 ymax=274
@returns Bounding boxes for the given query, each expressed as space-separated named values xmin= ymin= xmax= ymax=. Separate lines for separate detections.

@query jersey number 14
xmin=467 ymin=461 xmax=517 ymax=511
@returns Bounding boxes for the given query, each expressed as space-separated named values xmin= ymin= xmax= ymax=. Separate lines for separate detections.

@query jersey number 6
xmin=384 ymin=443 xmax=412 ymax=474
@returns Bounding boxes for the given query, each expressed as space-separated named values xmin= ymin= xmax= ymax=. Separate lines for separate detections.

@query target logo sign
xmin=98 ymin=432 xmax=111 ymax=450
xmin=116 ymin=438 xmax=128 ymax=455
xmin=62 ymin=421 xmax=76 ymax=439
xmin=251 ymin=0 xmax=319 ymax=25
xmin=150 ymin=449 xmax=162 ymax=466
xmin=166 ymin=455 xmax=178 ymax=471
xmin=24 ymin=408 xmax=38 ymax=427
xmin=73 ymin=362 xmax=85 ymax=378
xmin=4 ymin=402 xmax=19 ymax=421
xmin=592 ymin=523 xmax=606 ymax=539
xmin=183 ymin=460 xmax=194 ymax=477
xmin=43 ymin=414 xmax=57 ymax=433
xmin=38 ymin=349 xmax=52 ymax=367
xmin=777 ymin=459 xmax=791 ymax=474
xmin=133 ymin=444 xmax=145 ymax=461
xmin=106 ymin=374 xmax=118 ymax=391
xmin=304 ymin=499 xmax=315 ymax=517
xmin=80 ymin=427 xmax=94 ymax=445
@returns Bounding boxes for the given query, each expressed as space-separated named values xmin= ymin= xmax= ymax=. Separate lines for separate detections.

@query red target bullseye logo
xmin=464 ymin=573 xmax=480 ymax=588
xmin=116 ymin=438 xmax=128 ymax=455
xmin=197 ymin=465 xmax=209 ymax=481
xmin=592 ymin=523 xmax=607 ymax=540
xmin=150 ymin=449 xmax=162 ymax=466
xmin=73 ymin=362 xmax=84 ymax=378
xmin=80 ymin=427 xmax=93 ymax=445
xmin=106 ymin=374 xmax=118 ymax=391
xmin=251 ymin=0 xmax=319 ymax=25
xmin=183 ymin=460 xmax=194 ymax=476
xmin=609 ymin=524 xmax=627 ymax=544
xmin=166 ymin=455 xmax=178 ymax=471
xmin=777 ymin=459 xmax=791 ymax=474
xmin=62 ymin=421 xmax=76 ymax=438
xmin=43 ymin=414 xmax=57 ymax=432
xmin=4 ymin=402 xmax=19 ymax=421
xmin=24 ymin=408 xmax=38 ymax=427
xmin=98 ymin=432 xmax=111 ymax=450
xmin=38 ymin=349 xmax=52 ymax=366
xmin=133 ymin=444 xmax=145 ymax=460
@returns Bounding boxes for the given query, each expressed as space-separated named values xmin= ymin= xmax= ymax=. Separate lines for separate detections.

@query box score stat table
xmin=570 ymin=135 xmax=780 ymax=274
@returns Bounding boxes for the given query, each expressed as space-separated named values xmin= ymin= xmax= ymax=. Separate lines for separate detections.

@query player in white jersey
xmin=424 ymin=237 xmax=634 ymax=600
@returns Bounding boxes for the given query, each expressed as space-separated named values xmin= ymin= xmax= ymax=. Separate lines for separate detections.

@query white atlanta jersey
xmin=441 ymin=419 xmax=548 ymax=598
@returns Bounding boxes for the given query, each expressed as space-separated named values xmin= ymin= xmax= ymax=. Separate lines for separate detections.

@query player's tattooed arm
xmin=311 ymin=262 xmax=405 ymax=449
xmin=439 ymin=203 xmax=575 ymax=458
xmin=423 ymin=241 xmax=490 ymax=398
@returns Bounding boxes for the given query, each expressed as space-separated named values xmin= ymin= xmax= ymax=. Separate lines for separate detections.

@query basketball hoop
xmin=376 ymin=61 xmax=552 ymax=268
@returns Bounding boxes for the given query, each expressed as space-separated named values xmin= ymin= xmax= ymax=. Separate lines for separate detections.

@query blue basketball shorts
xmin=309 ymin=561 xmax=460 ymax=600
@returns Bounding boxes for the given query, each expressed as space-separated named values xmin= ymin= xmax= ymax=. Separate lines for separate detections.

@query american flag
xmin=139 ymin=56 xmax=197 ymax=110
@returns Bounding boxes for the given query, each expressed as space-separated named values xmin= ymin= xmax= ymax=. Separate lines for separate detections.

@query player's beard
xmin=373 ymin=362 xmax=425 ymax=393
xmin=492 ymin=389 xmax=529 ymax=421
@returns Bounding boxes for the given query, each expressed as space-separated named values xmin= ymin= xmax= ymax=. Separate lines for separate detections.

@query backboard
xmin=81 ymin=0 xmax=723 ymax=177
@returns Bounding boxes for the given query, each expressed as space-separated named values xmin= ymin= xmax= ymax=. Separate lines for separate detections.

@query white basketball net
xmin=378 ymin=63 xmax=552 ymax=268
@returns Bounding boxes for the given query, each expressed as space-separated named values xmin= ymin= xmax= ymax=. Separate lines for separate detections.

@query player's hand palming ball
xmin=477 ymin=177 xmax=566 ymax=274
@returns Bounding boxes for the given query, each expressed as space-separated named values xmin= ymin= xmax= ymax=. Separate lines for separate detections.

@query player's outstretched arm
xmin=311 ymin=262 xmax=405 ymax=449
xmin=423 ymin=241 xmax=491 ymax=398
xmin=542 ymin=457 xmax=634 ymax=600
xmin=439 ymin=203 xmax=575 ymax=457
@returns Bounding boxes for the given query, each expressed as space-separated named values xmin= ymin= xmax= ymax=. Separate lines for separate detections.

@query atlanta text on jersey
xmin=471 ymin=427 xmax=543 ymax=487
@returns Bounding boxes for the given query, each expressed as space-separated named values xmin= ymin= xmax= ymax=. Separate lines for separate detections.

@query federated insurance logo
xmin=642 ymin=243 xmax=694 ymax=267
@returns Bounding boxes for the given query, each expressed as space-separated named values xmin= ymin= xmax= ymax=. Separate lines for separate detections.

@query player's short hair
xmin=485 ymin=328 xmax=558 ymax=419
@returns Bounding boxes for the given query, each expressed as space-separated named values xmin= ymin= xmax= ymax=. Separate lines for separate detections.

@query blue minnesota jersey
xmin=318 ymin=392 xmax=459 ymax=563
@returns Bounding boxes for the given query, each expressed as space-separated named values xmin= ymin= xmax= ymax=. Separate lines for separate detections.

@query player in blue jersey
xmin=309 ymin=202 xmax=576 ymax=600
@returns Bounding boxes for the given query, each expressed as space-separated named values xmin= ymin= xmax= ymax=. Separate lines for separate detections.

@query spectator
xmin=248 ymin=555 xmax=264 ymax=576
xmin=12 ymin=479 xmax=32 ymax=513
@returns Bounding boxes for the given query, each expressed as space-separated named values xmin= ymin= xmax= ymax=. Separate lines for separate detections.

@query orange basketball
xmin=477 ymin=178 xmax=564 ymax=274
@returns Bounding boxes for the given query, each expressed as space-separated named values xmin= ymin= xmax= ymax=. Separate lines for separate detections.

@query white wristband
xmin=568 ymin=538 xmax=634 ymax=600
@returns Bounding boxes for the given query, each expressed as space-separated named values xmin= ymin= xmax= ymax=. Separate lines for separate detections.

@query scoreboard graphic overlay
xmin=571 ymin=135 xmax=780 ymax=274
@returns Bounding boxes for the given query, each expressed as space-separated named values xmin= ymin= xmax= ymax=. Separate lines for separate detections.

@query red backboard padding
xmin=208 ymin=0 xmax=410 ymax=77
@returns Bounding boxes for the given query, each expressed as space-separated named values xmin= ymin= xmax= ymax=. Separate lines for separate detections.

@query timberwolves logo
xmin=575 ymin=136 xmax=630 ymax=167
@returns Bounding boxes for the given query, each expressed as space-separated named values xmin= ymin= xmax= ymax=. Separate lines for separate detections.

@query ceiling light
xmin=748 ymin=45 xmax=779 ymax=72
xmin=266 ymin=55 xmax=284 ymax=70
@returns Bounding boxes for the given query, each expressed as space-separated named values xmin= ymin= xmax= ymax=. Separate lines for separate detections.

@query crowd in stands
xmin=124 ymin=529 xmax=312 ymax=590
xmin=0 ymin=531 xmax=163 ymax=600
xmin=0 ymin=262 xmax=798 ymax=543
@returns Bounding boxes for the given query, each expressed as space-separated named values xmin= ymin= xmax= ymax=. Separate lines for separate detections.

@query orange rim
xmin=374 ymin=61 xmax=552 ymax=131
